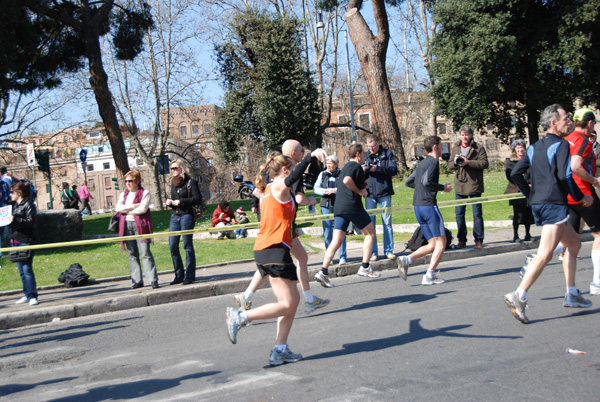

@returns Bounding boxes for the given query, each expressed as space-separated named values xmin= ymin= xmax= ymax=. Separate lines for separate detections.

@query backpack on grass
xmin=58 ymin=263 xmax=90 ymax=288
xmin=404 ymin=227 xmax=453 ymax=252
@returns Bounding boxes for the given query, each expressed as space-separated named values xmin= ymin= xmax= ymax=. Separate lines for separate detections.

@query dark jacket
xmin=511 ymin=133 xmax=583 ymax=205
xmin=505 ymin=158 xmax=529 ymax=207
xmin=448 ymin=141 xmax=489 ymax=195
xmin=314 ymin=168 xmax=341 ymax=209
xmin=364 ymin=146 xmax=398 ymax=198
xmin=11 ymin=199 xmax=36 ymax=243
xmin=168 ymin=174 xmax=201 ymax=216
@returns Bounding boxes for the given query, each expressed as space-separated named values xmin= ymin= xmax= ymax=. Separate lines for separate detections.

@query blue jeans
xmin=235 ymin=228 xmax=247 ymax=237
xmin=321 ymin=206 xmax=346 ymax=260
xmin=14 ymin=242 xmax=37 ymax=299
xmin=169 ymin=214 xmax=196 ymax=282
xmin=365 ymin=195 xmax=394 ymax=256
xmin=455 ymin=193 xmax=484 ymax=242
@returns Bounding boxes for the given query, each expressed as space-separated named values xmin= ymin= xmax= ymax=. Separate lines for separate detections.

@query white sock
xmin=553 ymin=243 xmax=564 ymax=257
xmin=591 ymin=249 xmax=600 ymax=284
xmin=426 ymin=269 xmax=435 ymax=278
xmin=567 ymin=286 xmax=578 ymax=296
xmin=516 ymin=287 xmax=527 ymax=301
xmin=274 ymin=344 xmax=287 ymax=353
xmin=407 ymin=255 xmax=414 ymax=265
xmin=244 ymin=289 xmax=254 ymax=302
xmin=304 ymin=290 xmax=315 ymax=304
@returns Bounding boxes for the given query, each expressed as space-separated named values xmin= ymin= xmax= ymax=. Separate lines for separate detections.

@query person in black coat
xmin=9 ymin=180 xmax=38 ymax=306
xmin=505 ymin=139 xmax=534 ymax=242
xmin=166 ymin=159 xmax=201 ymax=285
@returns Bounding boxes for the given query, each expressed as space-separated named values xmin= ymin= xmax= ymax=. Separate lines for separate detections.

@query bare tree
xmin=345 ymin=0 xmax=407 ymax=168
xmin=105 ymin=0 xmax=210 ymax=208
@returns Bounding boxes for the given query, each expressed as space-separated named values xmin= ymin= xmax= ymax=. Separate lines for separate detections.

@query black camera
xmin=441 ymin=153 xmax=451 ymax=162
xmin=455 ymin=156 xmax=465 ymax=165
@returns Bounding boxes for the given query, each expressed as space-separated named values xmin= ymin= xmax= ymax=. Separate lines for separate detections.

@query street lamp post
xmin=343 ymin=30 xmax=357 ymax=144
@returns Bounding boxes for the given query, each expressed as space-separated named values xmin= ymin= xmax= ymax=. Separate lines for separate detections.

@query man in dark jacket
xmin=504 ymin=104 xmax=591 ymax=324
xmin=364 ymin=134 xmax=398 ymax=261
xmin=448 ymin=126 xmax=489 ymax=249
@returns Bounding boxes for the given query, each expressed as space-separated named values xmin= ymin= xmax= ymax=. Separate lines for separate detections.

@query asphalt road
xmin=1 ymin=245 xmax=598 ymax=401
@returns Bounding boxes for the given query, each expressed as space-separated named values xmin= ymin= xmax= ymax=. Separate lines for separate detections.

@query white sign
xmin=26 ymin=143 xmax=35 ymax=167
xmin=0 ymin=205 xmax=12 ymax=227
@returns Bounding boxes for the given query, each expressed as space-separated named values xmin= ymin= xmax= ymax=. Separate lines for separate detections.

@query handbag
xmin=107 ymin=213 xmax=120 ymax=233
xmin=9 ymin=250 xmax=32 ymax=263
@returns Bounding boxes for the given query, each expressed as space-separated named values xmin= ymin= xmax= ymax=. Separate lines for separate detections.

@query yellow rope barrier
xmin=0 ymin=193 xmax=525 ymax=252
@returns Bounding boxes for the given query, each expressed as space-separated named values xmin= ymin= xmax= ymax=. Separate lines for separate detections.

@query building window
xmin=98 ymin=146 xmax=104 ymax=153
xmin=63 ymin=136 xmax=68 ymax=142
xmin=180 ymin=125 xmax=188 ymax=137
xmin=194 ymin=160 xmax=201 ymax=168
xmin=106 ymin=196 xmax=113 ymax=209
xmin=207 ymin=158 xmax=213 ymax=167
xmin=103 ymin=162 xmax=110 ymax=170
xmin=136 ymin=158 xmax=145 ymax=166
xmin=46 ymin=184 xmax=51 ymax=194
xmin=89 ymin=179 xmax=95 ymax=190
xmin=338 ymin=114 xmax=350 ymax=125
xmin=192 ymin=125 xmax=199 ymax=135
xmin=437 ymin=123 xmax=447 ymax=135
xmin=105 ymin=177 xmax=111 ymax=189
xmin=358 ymin=113 xmax=371 ymax=129
xmin=204 ymin=125 xmax=211 ymax=134
xmin=87 ymin=164 xmax=94 ymax=172
xmin=196 ymin=175 xmax=203 ymax=184
xmin=206 ymin=142 xmax=213 ymax=150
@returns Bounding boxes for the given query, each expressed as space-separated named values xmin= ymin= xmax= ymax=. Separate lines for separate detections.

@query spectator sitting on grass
xmin=235 ymin=207 xmax=249 ymax=238
xmin=211 ymin=200 xmax=237 ymax=239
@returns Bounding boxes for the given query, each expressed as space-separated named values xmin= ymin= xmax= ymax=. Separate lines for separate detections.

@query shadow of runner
xmin=45 ymin=371 xmax=221 ymax=402
xmin=304 ymin=318 xmax=521 ymax=361
xmin=0 ymin=377 xmax=78 ymax=398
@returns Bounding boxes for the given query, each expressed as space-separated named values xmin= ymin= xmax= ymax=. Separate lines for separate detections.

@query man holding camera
xmin=363 ymin=134 xmax=398 ymax=261
xmin=449 ymin=126 xmax=489 ymax=249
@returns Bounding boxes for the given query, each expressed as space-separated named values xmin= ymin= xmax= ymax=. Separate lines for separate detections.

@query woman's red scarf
xmin=118 ymin=187 xmax=153 ymax=250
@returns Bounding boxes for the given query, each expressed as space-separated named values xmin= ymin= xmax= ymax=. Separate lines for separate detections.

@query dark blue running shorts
xmin=333 ymin=210 xmax=372 ymax=232
xmin=531 ymin=204 xmax=569 ymax=226
xmin=414 ymin=205 xmax=445 ymax=240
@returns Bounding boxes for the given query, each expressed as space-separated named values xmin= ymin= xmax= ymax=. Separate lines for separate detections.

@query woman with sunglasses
xmin=115 ymin=170 xmax=159 ymax=289
xmin=166 ymin=160 xmax=201 ymax=285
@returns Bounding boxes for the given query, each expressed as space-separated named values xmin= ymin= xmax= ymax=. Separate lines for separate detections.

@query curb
xmin=1 ymin=233 xmax=592 ymax=330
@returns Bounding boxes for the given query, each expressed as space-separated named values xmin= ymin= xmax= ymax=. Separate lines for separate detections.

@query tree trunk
xmin=82 ymin=26 xmax=131 ymax=184
xmin=345 ymin=0 xmax=407 ymax=169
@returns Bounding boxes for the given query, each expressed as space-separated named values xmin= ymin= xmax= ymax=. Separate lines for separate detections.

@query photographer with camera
xmin=363 ymin=134 xmax=398 ymax=261
xmin=448 ymin=126 xmax=489 ymax=249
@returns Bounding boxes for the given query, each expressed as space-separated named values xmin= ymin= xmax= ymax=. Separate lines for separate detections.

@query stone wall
xmin=35 ymin=210 xmax=83 ymax=244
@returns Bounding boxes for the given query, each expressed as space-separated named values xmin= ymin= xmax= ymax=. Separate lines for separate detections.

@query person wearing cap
xmin=565 ymin=108 xmax=600 ymax=296
xmin=313 ymin=154 xmax=347 ymax=266
xmin=504 ymin=104 xmax=591 ymax=324
xmin=234 ymin=207 xmax=249 ymax=238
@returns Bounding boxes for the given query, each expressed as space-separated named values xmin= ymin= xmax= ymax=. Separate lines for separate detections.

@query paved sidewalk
xmin=0 ymin=226 xmax=591 ymax=330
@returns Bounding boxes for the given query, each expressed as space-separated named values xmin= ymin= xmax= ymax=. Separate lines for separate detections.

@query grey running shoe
xmin=520 ymin=254 xmax=535 ymax=279
xmin=269 ymin=348 xmax=303 ymax=366
xmin=397 ymin=256 xmax=411 ymax=280
xmin=421 ymin=272 xmax=445 ymax=285
xmin=503 ymin=291 xmax=529 ymax=324
xmin=563 ymin=290 xmax=592 ymax=308
xmin=234 ymin=293 xmax=252 ymax=311
xmin=357 ymin=266 xmax=381 ymax=278
xmin=315 ymin=271 xmax=334 ymax=288
xmin=226 ymin=307 xmax=246 ymax=344
xmin=305 ymin=296 xmax=330 ymax=313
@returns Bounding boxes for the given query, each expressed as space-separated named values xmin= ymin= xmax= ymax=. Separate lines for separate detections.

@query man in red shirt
xmin=566 ymin=108 xmax=600 ymax=296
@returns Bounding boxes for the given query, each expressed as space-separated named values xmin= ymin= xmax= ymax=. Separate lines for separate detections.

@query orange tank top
xmin=254 ymin=183 xmax=296 ymax=251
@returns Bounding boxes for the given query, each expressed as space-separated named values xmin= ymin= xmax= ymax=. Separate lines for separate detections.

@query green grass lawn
xmin=0 ymin=171 xmax=514 ymax=292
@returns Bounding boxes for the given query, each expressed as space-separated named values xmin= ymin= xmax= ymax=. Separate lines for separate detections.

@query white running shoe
xmin=421 ymin=272 xmax=445 ymax=285
xmin=339 ymin=258 xmax=347 ymax=266
xmin=369 ymin=255 xmax=378 ymax=262
xmin=29 ymin=298 xmax=38 ymax=306
xmin=591 ymin=282 xmax=600 ymax=296
xmin=397 ymin=256 xmax=411 ymax=281
xmin=314 ymin=271 xmax=334 ymax=288
xmin=15 ymin=296 xmax=28 ymax=305
xmin=504 ymin=291 xmax=528 ymax=324
xmin=357 ymin=266 xmax=381 ymax=278
xmin=233 ymin=293 xmax=252 ymax=311
xmin=386 ymin=253 xmax=397 ymax=261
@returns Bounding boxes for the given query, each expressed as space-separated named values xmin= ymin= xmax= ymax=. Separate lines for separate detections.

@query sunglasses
xmin=171 ymin=167 xmax=179 ymax=170
xmin=124 ymin=179 xmax=134 ymax=183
